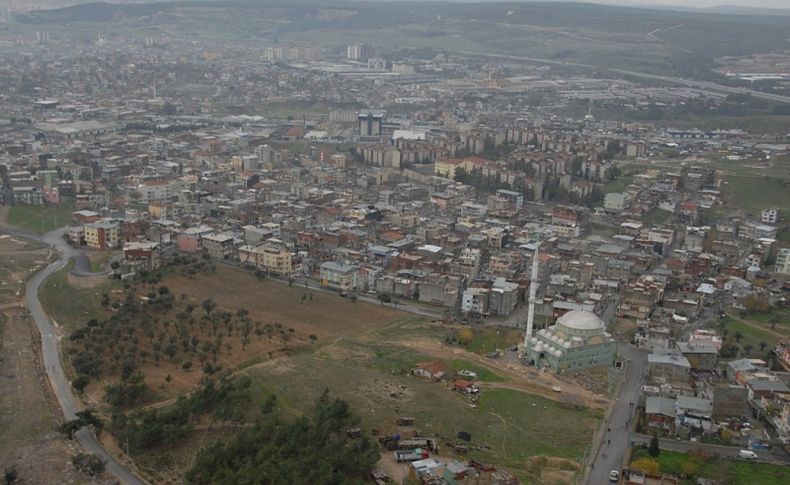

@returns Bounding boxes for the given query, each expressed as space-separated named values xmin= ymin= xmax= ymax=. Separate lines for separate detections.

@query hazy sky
xmin=608 ymin=0 xmax=789 ymax=8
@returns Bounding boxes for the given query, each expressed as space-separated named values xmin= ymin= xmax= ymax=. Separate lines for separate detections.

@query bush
xmin=71 ymin=453 xmax=106 ymax=477
xmin=72 ymin=374 xmax=90 ymax=393
xmin=630 ymin=457 xmax=660 ymax=474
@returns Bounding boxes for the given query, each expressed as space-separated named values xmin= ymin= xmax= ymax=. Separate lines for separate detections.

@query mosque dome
xmin=557 ymin=310 xmax=605 ymax=332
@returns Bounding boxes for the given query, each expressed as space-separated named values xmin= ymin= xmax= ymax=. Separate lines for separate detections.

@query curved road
xmin=2 ymin=225 xmax=145 ymax=485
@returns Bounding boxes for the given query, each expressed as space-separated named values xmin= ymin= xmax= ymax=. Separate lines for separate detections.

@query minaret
xmin=524 ymin=238 xmax=540 ymax=347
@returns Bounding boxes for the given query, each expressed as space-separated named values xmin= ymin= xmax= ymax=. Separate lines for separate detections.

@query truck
xmin=394 ymin=449 xmax=428 ymax=462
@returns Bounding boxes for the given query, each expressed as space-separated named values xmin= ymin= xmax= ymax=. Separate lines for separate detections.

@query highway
xmin=456 ymin=50 xmax=790 ymax=105
xmin=1 ymin=225 xmax=145 ymax=485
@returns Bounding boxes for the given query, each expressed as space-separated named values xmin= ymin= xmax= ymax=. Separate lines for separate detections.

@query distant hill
xmin=16 ymin=1 xmax=790 ymax=79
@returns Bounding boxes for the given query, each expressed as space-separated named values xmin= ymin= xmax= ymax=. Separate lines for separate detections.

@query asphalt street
xmin=587 ymin=343 xmax=648 ymax=484
xmin=631 ymin=434 xmax=789 ymax=464
xmin=2 ymin=225 xmax=145 ymax=485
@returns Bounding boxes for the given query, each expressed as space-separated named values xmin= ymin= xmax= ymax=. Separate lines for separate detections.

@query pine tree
xmin=649 ymin=433 xmax=660 ymax=458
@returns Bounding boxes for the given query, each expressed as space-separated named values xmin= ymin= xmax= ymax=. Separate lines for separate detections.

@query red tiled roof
xmin=415 ymin=361 xmax=446 ymax=375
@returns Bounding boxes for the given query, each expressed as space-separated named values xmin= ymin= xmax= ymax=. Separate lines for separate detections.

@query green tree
xmin=649 ymin=433 xmax=660 ymax=458
xmin=186 ymin=390 xmax=379 ymax=483
xmin=72 ymin=374 xmax=90 ymax=393
xmin=57 ymin=419 xmax=83 ymax=440
xmin=201 ymin=298 xmax=216 ymax=316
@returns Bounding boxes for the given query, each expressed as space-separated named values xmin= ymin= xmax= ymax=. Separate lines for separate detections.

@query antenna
xmin=524 ymin=234 xmax=540 ymax=347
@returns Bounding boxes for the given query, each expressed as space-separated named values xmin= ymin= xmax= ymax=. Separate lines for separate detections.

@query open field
xmin=720 ymin=175 xmax=790 ymax=217
xmin=166 ymin=265 xmax=408 ymax=342
xmin=709 ymin=155 xmax=790 ymax=180
xmin=43 ymin=263 xmax=412 ymax=405
xmin=747 ymin=308 xmax=790 ymax=334
xmin=649 ymin=449 xmax=790 ymax=485
xmin=36 ymin=259 xmax=608 ymax=481
xmin=6 ymin=198 xmax=74 ymax=234
xmin=464 ymin=326 xmax=523 ymax=355
xmin=602 ymin=174 xmax=634 ymax=194
xmin=450 ymin=358 xmax=506 ymax=382
xmin=0 ymin=242 xmax=50 ymax=303
xmin=0 ymin=233 xmax=46 ymax=252
xmin=716 ymin=315 xmax=782 ymax=359
xmin=244 ymin=339 xmax=598 ymax=481
xmin=39 ymin=262 xmax=113 ymax=330
xmin=40 ymin=263 xmax=605 ymax=481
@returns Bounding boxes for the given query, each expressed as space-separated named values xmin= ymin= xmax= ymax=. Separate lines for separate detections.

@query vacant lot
xmin=245 ymin=338 xmax=598 ymax=481
xmin=0 ymin=250 xmax=50 ymax=303
xmin=464 ymin=326 xmax=523 ymax=354
xmin=650 ymin=449 xmax=789 ymax=485
xmin=716 ymin=315 xmax=784 ymax=359
xmin=721 ymin=175 xmax=790 ymax=217
xmin=6 ymin=197 xmax=74 ymax=234
xmin=44 ymin=264 xmax=412 ymax=404
xmin=166 ymin=265 xmax=408 ymax=342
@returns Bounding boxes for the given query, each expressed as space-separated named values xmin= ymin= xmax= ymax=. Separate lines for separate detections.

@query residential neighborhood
xmin=1 ymin=1 xmax=790 ymax=484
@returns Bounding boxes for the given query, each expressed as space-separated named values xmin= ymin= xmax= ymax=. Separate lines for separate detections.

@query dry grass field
xmin=166 ymin=265 xmax=408 ymax=342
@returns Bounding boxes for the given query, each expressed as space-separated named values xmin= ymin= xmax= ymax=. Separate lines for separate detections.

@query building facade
xmin=84 ymin=220 xmax=120 ymax=250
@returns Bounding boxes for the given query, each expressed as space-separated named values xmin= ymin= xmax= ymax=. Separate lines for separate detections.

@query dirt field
xmin=0 ymin=311 xmax=86 ymax=484
xmin=166 ymin=265 xmax=409 ymax=342
xmin=243 ymin=328 xmax=601 ymax=481
xmin=393 ymin=335 xmax=609 ymax=409
xmin=70 ymin=265 xmax=412 ymax=406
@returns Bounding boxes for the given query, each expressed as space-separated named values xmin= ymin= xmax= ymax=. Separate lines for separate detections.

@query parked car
xmin=738 ymin=449 xmax=757 ymax=460
xmin=609 ymin=469 xmax=620 ymax=482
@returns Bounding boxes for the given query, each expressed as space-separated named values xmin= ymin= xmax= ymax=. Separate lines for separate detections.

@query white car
xmin=609 ymin=469 xmax=620 ymax=482
xmin=738 ymin=449 xmax=757 ymax=460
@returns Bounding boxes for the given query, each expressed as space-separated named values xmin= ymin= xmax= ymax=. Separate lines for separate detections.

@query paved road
xmin=1 ymin=226 xmax=145 ymax=485
xmin=587 ymin=344 xmax=648 ymax=484
xmin=631 ymin=434 xmax=788 ymax=464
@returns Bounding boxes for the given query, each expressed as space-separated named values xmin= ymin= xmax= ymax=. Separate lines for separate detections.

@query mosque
xmin=523 ymin=310 xmax=616 ymax=373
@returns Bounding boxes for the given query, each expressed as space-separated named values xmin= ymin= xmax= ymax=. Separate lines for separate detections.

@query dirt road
xmin=395 ymin=337 xmax=609 ymax=409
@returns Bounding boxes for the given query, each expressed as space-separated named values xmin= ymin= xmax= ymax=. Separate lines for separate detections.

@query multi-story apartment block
xmin=319 ymin=261 xmax=358 ymax=292
xmin=84 ymin=220 xmax=120 ymax=250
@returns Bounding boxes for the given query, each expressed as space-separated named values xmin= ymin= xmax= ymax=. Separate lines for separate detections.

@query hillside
xmin=15 ymin=1 xmax=790 ymax=78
